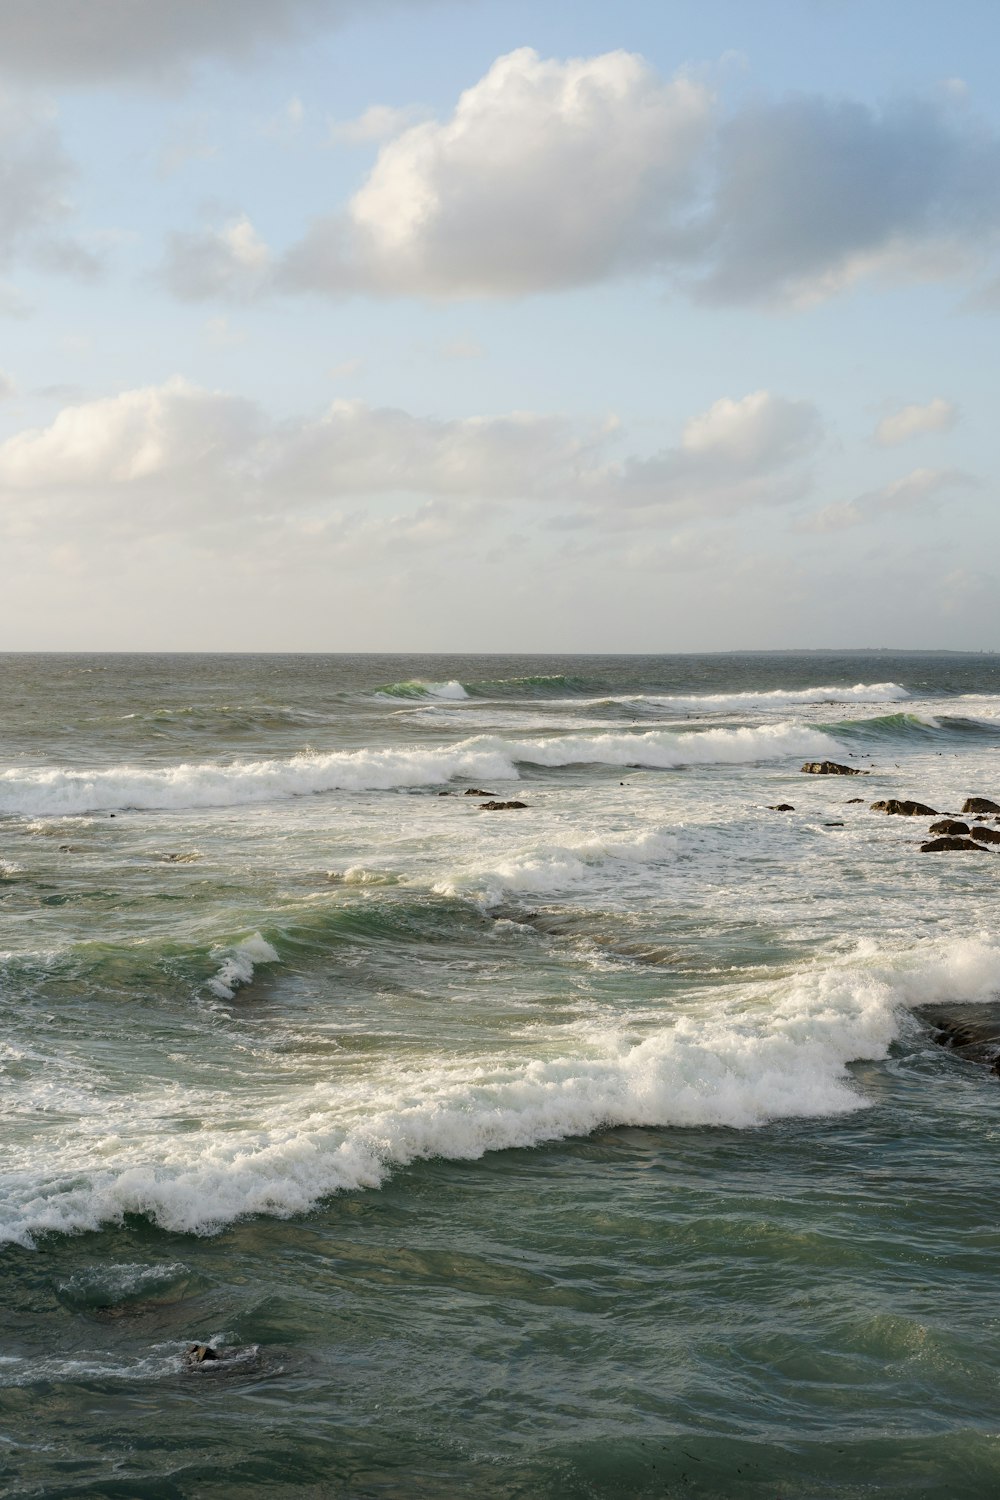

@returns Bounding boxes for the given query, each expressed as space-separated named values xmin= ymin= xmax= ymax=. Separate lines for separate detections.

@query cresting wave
xmin=0 ymin=724 xmax=842 ymax=814
xmin=375 ymin=676 xmax=911 ymax=706
xmin=374 ymin=679 xmax=469 ymax=700
xmin=3 ymin=936 xmax=997 ymax=1247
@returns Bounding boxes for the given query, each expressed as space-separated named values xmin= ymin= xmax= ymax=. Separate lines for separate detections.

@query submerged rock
xmin=919 ymin=836 xmax=987 ymax=852
xmin=871 ymin=799 xmax=937 ymax=816
xmin=922 ymin=1003 xmax=1000 ymax=1075
xmin=186 ymin=1344 xmax=218 ymax=1364
xmin=970 ymin=825 xmax=1000 ymax=845
xmin=479 ymin=800 xmax=528 ymax=811
xmin=845 ymin=797 xmax=865 ymax=804
xmin=464 ymin=788 xmax=497 ymax=797
xmin=929 ymin=819 xmax=969 ymax=836
xmin=767 ymin=803 xmax=795 ymax=811
xmin=962 ymin=797 xmax=1000 ymax=815
xmin=801 ymin=761 xmax=867 ymax=775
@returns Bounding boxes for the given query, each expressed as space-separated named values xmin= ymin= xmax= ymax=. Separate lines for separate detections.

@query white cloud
xmin=0 ymin=370 xmax=15 ymax=399
xmin=161 ymin=215 xmax=272 ymax=300
xmin=798 ymin=466 xmax=971 ymax=532
xmin=281 ymin=47 xmax=713 ymax=298
xmin=614 ymin=391 xmax=822 ymax=515
xmin=874 ymin=397 xmax=957 ymax=446
xmin=0 ymin=377 xmax=260 ymax=491
xmin=0 ymin=381 xmax=820 ymax=537
xmin=260 ymin=51 xmax=1000 ymax=307
xmin=329 ymin=104 xmax=427 ymax=145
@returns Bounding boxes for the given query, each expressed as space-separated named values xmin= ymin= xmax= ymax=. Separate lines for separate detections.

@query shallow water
xmin=1 ymin=651 xmax=999 ymax=1497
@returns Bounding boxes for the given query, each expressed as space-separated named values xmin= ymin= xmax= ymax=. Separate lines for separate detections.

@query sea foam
xmin=3 ymin=936 xmax=996 ymax=1247
xmin=0 ymin=723 xmax=841 ymax=815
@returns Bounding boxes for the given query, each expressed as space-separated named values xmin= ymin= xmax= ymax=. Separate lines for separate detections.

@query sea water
xmin=1 ymin=651 xmax=998 ymax=1498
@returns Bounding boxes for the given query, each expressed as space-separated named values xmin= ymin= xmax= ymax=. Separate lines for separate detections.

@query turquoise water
xmin=2 ymin=652 xmax=999 ymax=1497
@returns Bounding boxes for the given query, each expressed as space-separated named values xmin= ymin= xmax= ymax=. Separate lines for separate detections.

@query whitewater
xmin=2 ymin=650 xmax=999 ymax=1500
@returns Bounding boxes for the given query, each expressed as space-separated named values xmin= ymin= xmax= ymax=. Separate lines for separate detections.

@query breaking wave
xmin=4 ymin=936 xmax=997 ymax=1246
xmin=0 ymin=723 xmax=841 ymax=814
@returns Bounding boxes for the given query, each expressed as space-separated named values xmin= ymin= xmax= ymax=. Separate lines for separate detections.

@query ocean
xmin=1 ymin=650 xmax=999 ymax=1498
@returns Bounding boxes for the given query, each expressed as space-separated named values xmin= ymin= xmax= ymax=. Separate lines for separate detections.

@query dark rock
xmin=969 ymin=825 xmax=1000 ymax=845
xmin=929 ymin=819 xmax=969 ymax=836
xmin=464 ymin=788 xmax=497 ymax=797
xmin=919 ymin=836 xmax=988 ymax=852
xmin=767 ymin=804 xmax=794 ymax=811
xmin=962 ymin=797 xmax=1000 ymax=815
xmin=186 ymin=1344 xmax=218 ymax=1364
xmin=870 ymin=799 xmax=937 ymax=816
xmin=800 ymin=761 xmax=868 ymax=775
xmin=824 ymin=821 xmax=845 ymax=827
xmin=921 ymin=1003 xmax=1000 ymax=1075
xmin=438 ymin=791 xmax=451 ymax=796
xmin=845 ymin=797 xmax=865 ymax=804
xmin=479 ymin=800 xmax=528 ymax=810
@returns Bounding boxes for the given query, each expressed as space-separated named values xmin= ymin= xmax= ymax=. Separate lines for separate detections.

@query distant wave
xmin=374 ymin=680 xmax=469 ymax=701
xmin=823 ymin=711 xmax=1000 ymax=743
xmin=4 ymin=936 xmax=997 ymax=1245
xmin=593 ymin=682 xmax=910 ymax=714
xmin=0 ymin=723 xmax=840 ymax=814
xmin=380 ymin=677 xmax=911 ymax=707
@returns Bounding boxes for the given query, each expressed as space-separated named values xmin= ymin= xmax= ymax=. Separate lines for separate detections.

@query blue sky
xmin=0 ymin=0 xmax=997 ymax=650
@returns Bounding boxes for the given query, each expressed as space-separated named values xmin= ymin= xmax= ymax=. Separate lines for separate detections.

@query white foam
xmin=0 ymin=723 xmax=841 ymax=814
xmin=434 ymin=826 xmax=680 ymax=904
xmin=592 ymin=682 xmax=910 ymax=714
xmin=206 ymin=933 xmax=279 ymax=1000
xmin=3 ymin=936 xmax=996 ymax=1247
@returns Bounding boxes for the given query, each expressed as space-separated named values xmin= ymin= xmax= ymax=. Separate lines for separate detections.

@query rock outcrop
xmin=962 ymin=797 xmax=1000 ymax=815
xmin=970 ymin=825 xmax=1000 ymax=845
xmin=801 ymin=761 xmax=867 ymax=775
xmin=479 ymin=800 xmax=528 ymax=810
xmin=922 ymin=1003 xmax=1000 ymax=1075
xmin=767 ymin=803 xmax=794 ymax=811
xmin=928 ymin=819 xmax=969 ymax=836
xmin=871 ymin=799 xmax=937 ymax=816
xmin=919 ymin=836 xmax=987 ymax=852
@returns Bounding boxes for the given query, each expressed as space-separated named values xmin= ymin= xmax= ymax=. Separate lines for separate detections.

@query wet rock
xmin=870 ymin=799 xmax=937 ymax=816
xmin=767 ymin=803 xmax=795 ymax=811
xmin=962 ymin=797 xmax=1000 ymax=815
xmin=919 ymin=836 xmax=988 ymax=852
xmin=464 ymin=788 xmax=497 ymax=797
xmin=929 ymin=819 xmax=969 ymax=836
xmin=824 ymin=821 xmax=845 ymax=827
xmin=845 ymin=797 xmax=865 ymax=804
xmin=479 ymin=800 xmax=528 ymax=811
xmin=186 ymin=1344 xmax=218 ymax=1364
xmin=970 ymin=825 xmax=1000 ymax=845
xmin=800 ymin=761 xmax=868 ymax=775
xmin=922 ymin=1003 xmax=1000 ymax=1075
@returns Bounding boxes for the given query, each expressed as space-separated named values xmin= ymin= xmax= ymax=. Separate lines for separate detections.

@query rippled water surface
xmin=1 ymin=651 xmax=999 ymax=1497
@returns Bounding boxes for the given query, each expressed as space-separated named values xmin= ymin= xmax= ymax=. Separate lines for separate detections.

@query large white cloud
xmin=0 ymin=380 xmax=818 ymax=530
xmin=250 ymin=50 xmax=1000 ymax=306
xmin=280 ymin=48 xmax=713 ymax=297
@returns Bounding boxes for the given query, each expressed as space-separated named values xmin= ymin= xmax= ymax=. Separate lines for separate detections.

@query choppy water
xmin=2 ymin=651 xmax=999 ymax=1498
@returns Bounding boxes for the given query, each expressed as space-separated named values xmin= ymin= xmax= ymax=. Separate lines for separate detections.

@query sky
xmin=1 ymin=0 xmax=998 ymax=652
